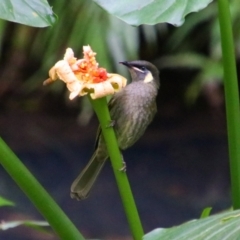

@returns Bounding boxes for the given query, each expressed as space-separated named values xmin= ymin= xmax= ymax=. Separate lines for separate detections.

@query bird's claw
xmin=106 ymin=120 xmax=115 ymax=128
xmin=119 ymin=161 xmax=127 ymax=172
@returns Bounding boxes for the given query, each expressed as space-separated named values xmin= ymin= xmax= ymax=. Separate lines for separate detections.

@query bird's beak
xmin=120 ymin=61 xmax=144 ymax=74
xmin=119 ymin=61 xmax=132 ymax=68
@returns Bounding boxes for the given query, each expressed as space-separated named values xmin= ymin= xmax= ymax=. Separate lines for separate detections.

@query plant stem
xmin=0 ymin=138 xmax=84 ymax=240
xmin=217 ymin=0 xmax=240 ymax=209
xmin=89 ymin=96 xmax=144 ymax=240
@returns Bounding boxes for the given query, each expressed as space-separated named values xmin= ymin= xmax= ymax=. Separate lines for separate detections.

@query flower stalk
xmin=89 ymin=96 xmax=144 ymax=240
xmin=217 ymin=0 xmax=240 ymax=209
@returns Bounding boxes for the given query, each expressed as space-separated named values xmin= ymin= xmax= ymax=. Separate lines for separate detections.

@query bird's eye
xmin=140 ymin=66 xmax=146 ymax=71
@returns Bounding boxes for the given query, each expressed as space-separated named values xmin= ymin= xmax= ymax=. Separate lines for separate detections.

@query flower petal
xmin=89 ymin=81 xmax=115 ymax=99
xmin=54 ymin=60 xmax=79 ymax=83
xmin=64 ymin=48 xmax=76 ymax=63
xmin=80 ymin=74 xmax=127 ymax=99
xmin=108 ymin=74 xmax=127 ymax=90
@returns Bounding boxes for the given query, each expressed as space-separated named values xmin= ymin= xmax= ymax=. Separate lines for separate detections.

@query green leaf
xmin=0 ymin=220 xmax=49 ymax=231
xmin=200 ymin=207 xmax=212 ymax=219
xmin=144 ymin=210 xmax=240 ymax=240
xmin=0 ymin=196 xmax=15 ymax=207
xmin=0 ymin=0 xmax=56 ymax=27
xmin=93 ymin=0 xmax=214 ymax=26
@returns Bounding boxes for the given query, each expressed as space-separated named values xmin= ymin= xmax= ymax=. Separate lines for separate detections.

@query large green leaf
xmin=144 ymin=210 xmax=240 ymax=240
xmin=0 ymin=0 xmax=55 ymax=27
xmin=93 ymin=0 xmax=214 ymax=26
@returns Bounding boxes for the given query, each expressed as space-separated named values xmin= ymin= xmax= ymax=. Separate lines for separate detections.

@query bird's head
xmin=120 ymin=60 xmax=160 ymax=88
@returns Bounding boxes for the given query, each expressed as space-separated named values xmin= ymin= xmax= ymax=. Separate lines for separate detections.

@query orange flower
xmin=44 ymin=46 xmax=127 ymax=99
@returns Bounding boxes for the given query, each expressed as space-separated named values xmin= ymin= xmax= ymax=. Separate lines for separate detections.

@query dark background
xmin=0 ymin=1 xmax=239 ymax=239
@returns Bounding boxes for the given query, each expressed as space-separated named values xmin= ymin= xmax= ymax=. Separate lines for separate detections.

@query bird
xmin=70 ymin=60 xmax=160 ymax=200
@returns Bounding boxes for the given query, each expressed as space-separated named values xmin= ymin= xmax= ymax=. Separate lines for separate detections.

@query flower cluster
xmin=44 ymin=46 xmax=127 ymax=100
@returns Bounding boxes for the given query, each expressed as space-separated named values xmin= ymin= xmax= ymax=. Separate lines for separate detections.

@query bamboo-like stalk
xmin=217 ymin=0 xmax=240 ymax=209
xmin=89 ymin=96 xmax=144 ymax=240
xmin=0 ymin=138 xmax=85 ymax=240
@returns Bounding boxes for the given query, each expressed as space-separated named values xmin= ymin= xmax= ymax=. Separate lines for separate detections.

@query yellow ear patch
xmin=144 ymin=71 xmax=153 ymax=83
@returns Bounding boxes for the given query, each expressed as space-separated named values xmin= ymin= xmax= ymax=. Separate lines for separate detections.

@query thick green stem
xmin=0 ymin=138 xmax=84 ymax=240
xmin=89 ymin=96 xmax=144 ymax=240
xmin=217 ymin=0 xmax=240 ymax=209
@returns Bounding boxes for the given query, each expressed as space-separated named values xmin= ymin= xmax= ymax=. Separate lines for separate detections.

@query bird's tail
xmin=70 ymin=151 xmax=107 ymax=200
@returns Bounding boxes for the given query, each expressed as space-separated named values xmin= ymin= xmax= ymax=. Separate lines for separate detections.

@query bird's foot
xmin=119 ymin=161 xmax=127 ymax=172
xmin=106 ymin=120 xmax=115 ymax=128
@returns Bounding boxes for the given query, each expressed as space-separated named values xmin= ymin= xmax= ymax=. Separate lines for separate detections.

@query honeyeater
xmin=71 ymin=60 xmax=160 ymax=200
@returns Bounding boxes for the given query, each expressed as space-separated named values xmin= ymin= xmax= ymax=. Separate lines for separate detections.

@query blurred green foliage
xmin=158 ymin=0 xmax=240 ymax=105
xmin=0 ymin=0 xmax=239 ymax=112
xmin=0 ymin=0 xmax=141 ymax=115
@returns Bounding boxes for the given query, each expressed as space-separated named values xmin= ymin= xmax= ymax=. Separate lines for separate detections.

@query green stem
xmin=217 ymin=0 xmax=240 ymax=209
xmin=89 ymin=96 xmax=144 ymax=240
xmin=0 ymin=138 xmax=84 ymax=240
